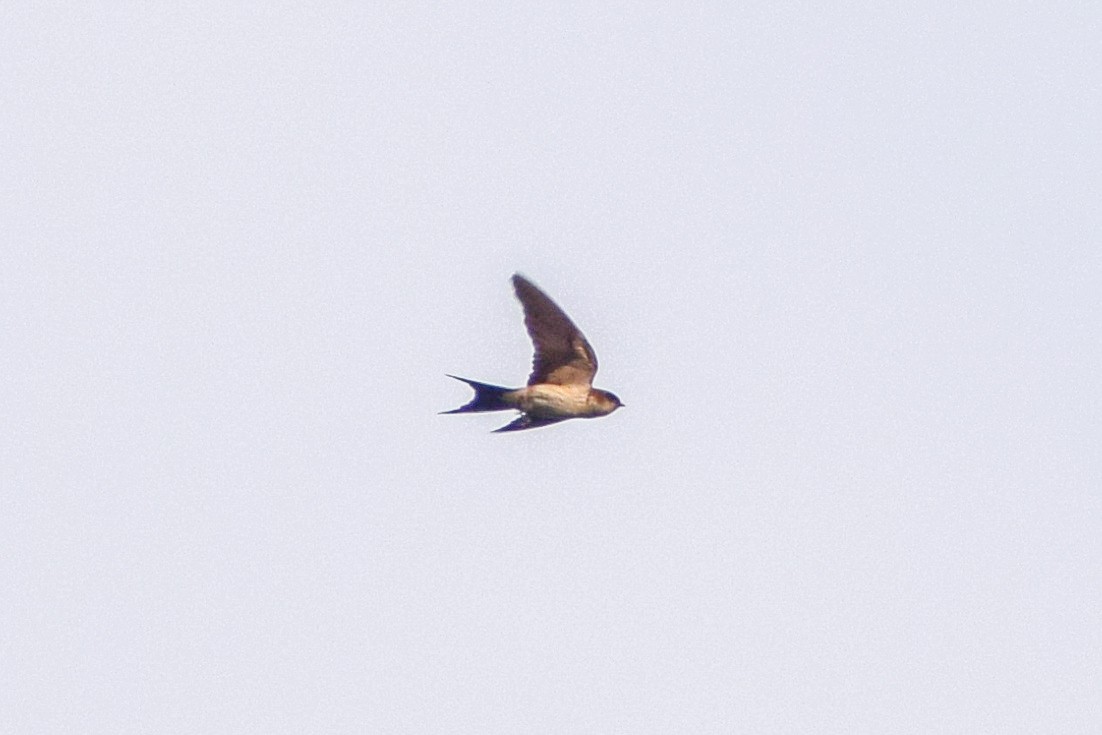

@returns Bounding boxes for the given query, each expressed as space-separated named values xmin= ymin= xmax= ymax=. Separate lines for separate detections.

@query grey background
xmin=3 ymin=3 xmax=1099 ymax=733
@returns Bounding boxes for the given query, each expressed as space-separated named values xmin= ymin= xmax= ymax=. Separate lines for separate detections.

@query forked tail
xmin=441 ymin=375 xmax=513 ymax=413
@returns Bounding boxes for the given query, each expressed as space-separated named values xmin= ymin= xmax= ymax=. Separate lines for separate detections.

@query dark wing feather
xmin=493 ymin=414 xmax=568 ymax=433
xmin=511 ymin=274 xmax=598 ymax=386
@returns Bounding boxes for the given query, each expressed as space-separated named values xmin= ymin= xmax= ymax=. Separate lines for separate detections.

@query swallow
xmin=443 ymin=274 xmax=624 ymax=432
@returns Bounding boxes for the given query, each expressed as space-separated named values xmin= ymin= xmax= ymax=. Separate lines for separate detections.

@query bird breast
xmin=516 ymin=384 xmax=593 ymax=418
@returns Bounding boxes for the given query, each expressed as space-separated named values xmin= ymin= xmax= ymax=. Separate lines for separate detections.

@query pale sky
xmin=3 ymin=3 xmax=1100 ymax=733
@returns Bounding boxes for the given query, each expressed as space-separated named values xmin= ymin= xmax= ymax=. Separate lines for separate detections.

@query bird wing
xmin=512 ymin=274 xmax=598 ymax=387
xmin=493 ymin=414 xmax=568 ymax=433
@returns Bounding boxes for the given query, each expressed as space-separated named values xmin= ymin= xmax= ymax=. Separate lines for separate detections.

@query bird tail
xmin=441 ymin=375 xmax=513 ymax=413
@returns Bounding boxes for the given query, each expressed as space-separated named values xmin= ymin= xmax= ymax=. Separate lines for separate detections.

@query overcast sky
xmin=3 ymin=3 xmax=1100 ymax=733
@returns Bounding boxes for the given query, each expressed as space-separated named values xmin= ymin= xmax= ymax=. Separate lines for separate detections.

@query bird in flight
xmin=443 ymin=274 xmax=624 ymax=432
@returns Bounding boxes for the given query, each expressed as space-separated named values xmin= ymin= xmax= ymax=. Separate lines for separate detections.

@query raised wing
xmin=512 ymin=274 xmax=598 ymax=387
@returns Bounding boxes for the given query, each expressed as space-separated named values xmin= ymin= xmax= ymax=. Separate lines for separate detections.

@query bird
xmin=443 ymin=273 xmax=624 ymax=432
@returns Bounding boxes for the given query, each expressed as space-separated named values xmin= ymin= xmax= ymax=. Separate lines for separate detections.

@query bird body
xmin=515 ymin=383 xmax=615 ymax=418
xmin=443 ymin=274 xmax=624 ymax=432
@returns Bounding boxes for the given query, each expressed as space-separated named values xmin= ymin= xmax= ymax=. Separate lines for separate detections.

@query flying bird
xmin=443 ymin=274 xmax=624 ymax=432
